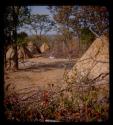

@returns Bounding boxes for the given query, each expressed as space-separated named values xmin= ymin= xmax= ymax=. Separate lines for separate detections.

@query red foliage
xmin=42 ymin=90 xmax=49 ymax=107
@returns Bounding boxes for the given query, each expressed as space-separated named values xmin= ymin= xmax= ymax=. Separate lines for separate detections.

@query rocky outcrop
xmin=27 ymin=41 xmax=41 ymax=54
xmin=66 ymin=35 xmax=109 ymax=85
xmin=40 ymin=42 xmax=49 ymax=53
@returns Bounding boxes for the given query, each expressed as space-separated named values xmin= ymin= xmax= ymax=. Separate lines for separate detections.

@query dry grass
xmin=4 ymin=57 xmax=109 ymax=122
xmin=4 ymin=76 xmax=109 ymax=122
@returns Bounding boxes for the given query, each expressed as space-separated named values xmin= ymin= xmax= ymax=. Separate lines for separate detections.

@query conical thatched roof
xmin=24 ymin=46 xmax=33 ymax=58
xmin=40 ymin=42 xmax=49 ymax=53
xmin=66 ymin=35 xmax=109 ymax=85
xmin=18 ymin=47 xmax=25 ymax=59
xmin=6 ymin=46 xmax=33 ymax=61
xmin=6 ymin=46 xmax=15 ymax=60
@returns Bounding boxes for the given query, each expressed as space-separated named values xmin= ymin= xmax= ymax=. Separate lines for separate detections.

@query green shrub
xmin=16 ymin=32 xmax=28 ymax=46
xmin=80 ymin=28 xmax=95 ymax=45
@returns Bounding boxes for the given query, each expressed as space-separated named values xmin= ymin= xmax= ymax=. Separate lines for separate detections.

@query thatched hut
xmin=6 ymin=46 xmax=33 ymax=69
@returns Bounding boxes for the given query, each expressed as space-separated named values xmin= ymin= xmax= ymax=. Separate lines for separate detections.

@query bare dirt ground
xmin=4 ymin=57 xmax=109 ymax=122
xmin=4 ymin=57 xmax=76 ymax=96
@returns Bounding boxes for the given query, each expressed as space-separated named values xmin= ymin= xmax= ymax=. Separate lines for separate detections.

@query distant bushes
xmin=19 ymin=32 xmax=96 ymax=59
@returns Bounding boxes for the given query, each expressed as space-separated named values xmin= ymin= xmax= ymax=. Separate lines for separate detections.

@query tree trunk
xmin=4 ymin=46 xmax=7 ymax=68
xmin=63 ymin=41 xmax=65 ymax=54
xmin=12 ymin=6 xmax=18 ymax=70
xmin=76 ymin=33 xmax=81 ymax=56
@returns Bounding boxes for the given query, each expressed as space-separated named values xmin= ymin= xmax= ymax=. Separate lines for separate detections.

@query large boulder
xmin=66 ymin=35 xmax=109 ymax=85
xmin=40 ymin=42 xmax=49 ymax=53
xmin=27 ymin=41 xmax=41 ymax=54
xmin=27 ymin=41 xmax=36 ymax=54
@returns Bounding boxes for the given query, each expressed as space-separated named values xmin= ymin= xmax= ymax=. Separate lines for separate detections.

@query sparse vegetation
xmin=4 ymin=77 xmax=109 ymax=122
xmin=3 ymin=5 xmax=109 ymax=122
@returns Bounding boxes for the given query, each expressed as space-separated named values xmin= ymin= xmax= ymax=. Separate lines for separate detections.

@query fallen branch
xmin=89 ymin=26 xmax=100 ymax=38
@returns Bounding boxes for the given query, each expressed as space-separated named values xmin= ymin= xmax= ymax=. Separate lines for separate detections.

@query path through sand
xmin=4 ymin=57 xmax=76 ymax=96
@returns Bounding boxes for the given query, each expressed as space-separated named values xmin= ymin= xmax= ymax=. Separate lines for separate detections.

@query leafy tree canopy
xmin=25 ymin=14 xmax=56 ymax=36
xmin=48 ymin=6 xmax=109 ymax=36
xmin=16 ymin=32 xmax=28 ymax=46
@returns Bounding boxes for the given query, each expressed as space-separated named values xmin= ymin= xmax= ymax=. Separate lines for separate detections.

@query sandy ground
xmin=4 ymin=57 xmax=76 ymax=96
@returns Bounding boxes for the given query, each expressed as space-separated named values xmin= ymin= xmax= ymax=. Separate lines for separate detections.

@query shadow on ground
xmin=18 ymin=61 xmax=75 ymax=73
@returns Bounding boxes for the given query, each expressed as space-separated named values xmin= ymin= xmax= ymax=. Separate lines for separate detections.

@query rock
xmin=49 ymin=56 xmax=55 ymax=59
xmin=66 ymin=35 xmax=109 ymax=85
xmin=27 ymin=41 xmax=41 ymax=54
xmin=40 ymin=42 xmax=49 ymax=53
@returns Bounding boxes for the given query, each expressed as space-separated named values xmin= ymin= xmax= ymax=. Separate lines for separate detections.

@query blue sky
xmin=19 ymin=6 xmax=57 ymax=35
xmin=30 ymin=6 xmax=51 ymax=15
